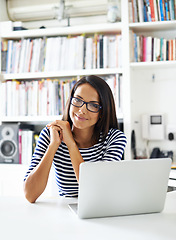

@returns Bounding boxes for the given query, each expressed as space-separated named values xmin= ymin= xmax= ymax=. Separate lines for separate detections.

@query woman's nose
xmin=79 ymin=103 xmax=87 ymax=113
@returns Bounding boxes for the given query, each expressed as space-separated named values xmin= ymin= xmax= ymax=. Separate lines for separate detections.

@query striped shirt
xmin=24 ymin=127 xmax=127 ymax=197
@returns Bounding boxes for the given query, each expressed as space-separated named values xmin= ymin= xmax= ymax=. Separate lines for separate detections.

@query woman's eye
xmin=90 ymin=103 xmax=99 ymax=109
xmin=75 ymin=98 xmax=82 ymax=103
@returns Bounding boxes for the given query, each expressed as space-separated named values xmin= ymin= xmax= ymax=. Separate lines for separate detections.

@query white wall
xmin=0 ymin=0 xmax=9 ymax=21
xmin=131 ymin=66 xmax=176 ymax=161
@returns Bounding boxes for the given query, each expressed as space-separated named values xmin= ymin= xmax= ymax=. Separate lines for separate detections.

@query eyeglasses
xmin=70 ymin=97 xmax=102 ymax=113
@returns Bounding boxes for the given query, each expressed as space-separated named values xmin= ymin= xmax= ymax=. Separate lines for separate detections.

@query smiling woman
xmin=23 ymin=75 xmax=127 ymax=203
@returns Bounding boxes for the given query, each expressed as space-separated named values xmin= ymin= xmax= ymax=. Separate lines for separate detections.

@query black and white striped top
xmin=24 ymin=127 xmax=127 ymax=197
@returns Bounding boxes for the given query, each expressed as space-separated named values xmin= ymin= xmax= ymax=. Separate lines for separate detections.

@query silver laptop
xmin=69 ymin=158 xmax=171 ymax=219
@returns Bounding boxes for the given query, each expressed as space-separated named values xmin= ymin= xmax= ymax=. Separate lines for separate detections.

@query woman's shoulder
xmin=108 ymin=128 xmax=126 ymax=136
xmin=105 ymin=128 xmax=127 ymax=143
xmin=38 ymin=126 xmax=50 ymax=139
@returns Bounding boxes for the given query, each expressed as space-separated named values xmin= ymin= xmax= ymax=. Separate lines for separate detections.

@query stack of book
xmin=18 ymin=124 xmax=38 ymax=165
xmin=104 ymin=74 xmax=123 ymax=115
xmin=1 ymin=34 xmax=122 ymax=74
xmin=1 ymin=75 xmax=123 ymax=118
xmin=1 ymin=78 xmax=77 ymax=117
xmin=131 ymin=31 xmax=176 ymax=62
xmin=129 ymin=0 xmax=176 ymax=23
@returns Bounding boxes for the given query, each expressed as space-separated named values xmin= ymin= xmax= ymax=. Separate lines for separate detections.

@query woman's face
xmin=69 ymin=83 xmax=100 ymax=131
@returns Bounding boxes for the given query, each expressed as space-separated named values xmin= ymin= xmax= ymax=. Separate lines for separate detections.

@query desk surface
xmin=0 ymin=191 xmax=176 ymax=240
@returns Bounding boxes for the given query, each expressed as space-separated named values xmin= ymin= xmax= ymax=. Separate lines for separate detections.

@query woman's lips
xmin=75 ymin=114 xmax=87 ymax=121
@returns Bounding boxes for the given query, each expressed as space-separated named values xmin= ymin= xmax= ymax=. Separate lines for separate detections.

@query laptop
xmin=69 ymin=158 xmax=171 ymax=219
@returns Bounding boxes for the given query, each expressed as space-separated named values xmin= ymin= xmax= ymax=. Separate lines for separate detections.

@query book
xmin=143 ymin=0 xmax=149 ymax=21
xmin=131 ymin=31 xmax=176 ymax=63
xmin=133 ymin=0 xmax=139 ymax=22
xmin=129 ymin=0 xmax=134 ymax=22
xmin=1 ymin=34 xmax=121 ymax=74
xmin=138 ymin=0 xmax=144 ymax=22
xmin=13 ymin=40 xmax=21 ymax=73
xmin=146 ymin=0 xmax=152 ymax=21
xmin=85 ymin=37 xmax=93 ymax=69
xmin=6 ymin=40 xmax=13 ymax=73
xmin=76 ymin=35 xmax=85 ymax=70
xmin=19 ymin=39 xmax=27 ymax=73
xmin=165 ymin=0 xmax=170 ymax=20
xmin=108 ymin=35 xmax=117 ymax=67
xmin=170 ymin=0 xmax=175 ymax=20
xmin=1 ymin=39 xmax=8 ymax=73
xmin=149 ymin=0 xmax=156 ymax=21
xmin=99 ymin=35 xmax=104 ymax=69
xmin=21 ymin=129 xmax=34 ymax=165
xmin=18 ymin=128 xmax=22 ymax=164
xmin=153 ymin=0 xmax=159 ymax=21
xmin=159 ymin=0 xmax=165 ymax=21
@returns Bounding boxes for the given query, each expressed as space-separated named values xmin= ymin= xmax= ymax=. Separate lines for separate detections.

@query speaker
xmin=0 ymin=124 xmax=19 ymax=164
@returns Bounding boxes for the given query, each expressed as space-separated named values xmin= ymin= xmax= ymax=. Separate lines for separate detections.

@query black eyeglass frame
xmin=70 ymin=97 xmax=102 ymax=113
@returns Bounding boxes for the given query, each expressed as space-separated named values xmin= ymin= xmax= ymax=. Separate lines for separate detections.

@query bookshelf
xmin=2 ymin=68 xmax=123 ymax=80
xmin=128 ymin=0 xmax=176 ymax=161
xmin=0 ymin=22 xmax=124 ymax=117
xmin=1 ymin=0 xmax=176 ymax=164
xmin=0 ymin=11 xmax=128 ymax=196
xmin=0 ymin=17 xmax=127 ymax=169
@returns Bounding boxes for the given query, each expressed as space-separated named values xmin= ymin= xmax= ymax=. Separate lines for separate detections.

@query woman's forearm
xmin=23 ymin=144 xmax=57 ymax=203
xmin=67 ymin=142 xmax=84 ymax=182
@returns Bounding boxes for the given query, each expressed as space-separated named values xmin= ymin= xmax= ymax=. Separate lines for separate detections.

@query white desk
xmin=0 ymin=191 xmax=176 ymax=240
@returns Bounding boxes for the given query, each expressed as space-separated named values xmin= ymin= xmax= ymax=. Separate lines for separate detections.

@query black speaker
xmin=0 ymin=124 xmax=19 ymax=164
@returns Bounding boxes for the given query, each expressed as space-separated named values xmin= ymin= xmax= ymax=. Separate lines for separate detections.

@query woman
xmin=24 ymin=75 xmax=127 ymax=203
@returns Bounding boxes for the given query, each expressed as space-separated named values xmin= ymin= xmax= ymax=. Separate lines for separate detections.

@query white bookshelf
xmin=130 ymin=61 xmax=176 ymax=69
xmin=0 ymin=18 xmax=126 ymax=160
xmin=1 ymin=0 xmax=176 ymax=161
xmin=1 ymin=22 xmax=122 ymax=39
xmin=2 ymin=68 xmax=123 ymax=81
xmin=129 ymin=20 xmax=176 ymax=32
xmin=128 ymin=1 xmax=176 ymax=161
xmin=0 ymin=115 xmax=63 ymax=123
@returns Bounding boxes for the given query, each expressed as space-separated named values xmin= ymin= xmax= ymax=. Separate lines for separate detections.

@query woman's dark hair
xmin=62 ymin=75 xmax=119 ymax=141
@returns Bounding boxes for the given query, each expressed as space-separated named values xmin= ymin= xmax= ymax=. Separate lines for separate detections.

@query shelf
xmin=129 ymin=20 xmax=176 ymax=32
xmin=1 ymin=23 xmax=122 ymax=39
xmin=1 ymin=113 xmax=123 ymax=123
xmin=130 ymin=61 xmax=176 ymax=69
xmin=1 ymin=115 xmax=63 ymax=123
xmin=2 ymin=68 xmax=123 ymax=80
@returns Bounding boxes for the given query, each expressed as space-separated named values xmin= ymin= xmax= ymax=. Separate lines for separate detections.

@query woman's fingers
xmin=46 ymin=120 xmax=63 ymax=130
xmin=46 ymin=120 xmax=73 ymax=147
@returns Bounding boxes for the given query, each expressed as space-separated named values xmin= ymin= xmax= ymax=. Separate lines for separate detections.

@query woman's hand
xmin=47 ymin=120 xmax=83 ymax=182
xmin=46 ymin=120 xmax=75 ymax=149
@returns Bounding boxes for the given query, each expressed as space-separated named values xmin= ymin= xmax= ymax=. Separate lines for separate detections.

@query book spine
xmin=99 ymin=35 xmax=104 ymax=68
xmin=159 ymin=0 xmax=165 ymax=20
xmin=138 ymin=0 xmax=144 ymax=22
xmin=149 ymin=0 xmax=156 ymax=20
xmin=170 ymin=0 xmax=175 ymax=20
xmin=165 ymin=0 xmax=170 ymax=20
xmin=1 ymin=40 xmax=8 ymax=73
xmin=143 ymin=1 xmax=149 ymax=21
xmin=18 ymin=129 xmax=22 ymax=164
xmin=146 ymin=0 xmax=152 ymax=21
xmin=1 ymin=34 xmax=121 ymax=73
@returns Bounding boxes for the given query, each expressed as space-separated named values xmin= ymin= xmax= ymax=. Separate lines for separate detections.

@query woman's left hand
xmin=46 ymin=120 xmax=75 ymax=148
